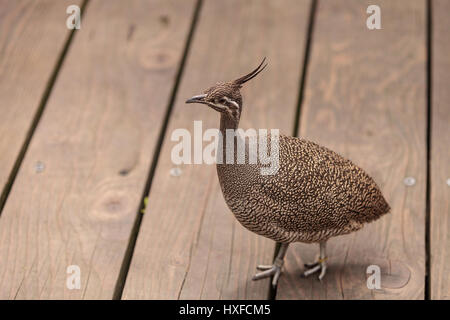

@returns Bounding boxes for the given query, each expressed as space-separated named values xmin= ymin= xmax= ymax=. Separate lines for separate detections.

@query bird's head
xmin=185 ymin=58 xmax=267 ymax=120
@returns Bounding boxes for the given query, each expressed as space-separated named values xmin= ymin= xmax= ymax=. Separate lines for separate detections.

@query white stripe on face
xmin=223 ymin=96 xmax=239 ymax=109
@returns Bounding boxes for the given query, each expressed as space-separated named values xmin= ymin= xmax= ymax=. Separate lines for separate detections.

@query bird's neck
xmin=216 ymin=112 xmax=258 ymax=204
xmin=219 ymin=113 xmax=240 ymax=132
xmin=218 ymin=113 xmax=240 ymax=165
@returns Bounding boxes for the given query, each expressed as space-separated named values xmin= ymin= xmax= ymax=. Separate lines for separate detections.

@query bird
xmin=185 ymin=58 xmax=390 ymax=288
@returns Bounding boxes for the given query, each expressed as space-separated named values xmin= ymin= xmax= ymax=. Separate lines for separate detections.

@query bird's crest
xmin=233 ymin=57 xmax=267 ymax=86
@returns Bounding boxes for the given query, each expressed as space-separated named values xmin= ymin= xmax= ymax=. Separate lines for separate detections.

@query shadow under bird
xmin=185 ymin=58 xmax=390 ymax=288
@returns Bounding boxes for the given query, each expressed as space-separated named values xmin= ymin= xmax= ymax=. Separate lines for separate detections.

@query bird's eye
xmin=219 ymin=98 xmax=227 ymax=104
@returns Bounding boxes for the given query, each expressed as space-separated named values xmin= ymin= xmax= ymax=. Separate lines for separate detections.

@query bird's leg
xmin=252 ymin=242 xmax=289 ymax=288
xmin=303 ymin=241 xmax=327 ymax=281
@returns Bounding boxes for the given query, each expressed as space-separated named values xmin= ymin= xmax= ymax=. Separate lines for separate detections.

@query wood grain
xmin=277 ymin=0 xmax=427 ymax=299
xmin=0 ymin=0 xmax=80 ymax=205
xmin=122 ymin=0 xmax=311 ymax=299
xmin=0 ymin=0 xmax=196 ymax=299
xmin=430 ymin=0 xmax=450 ymax=300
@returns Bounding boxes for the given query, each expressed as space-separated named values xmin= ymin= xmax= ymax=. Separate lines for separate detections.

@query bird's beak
xmin=185 ymin=94 xmax=207 ymax=104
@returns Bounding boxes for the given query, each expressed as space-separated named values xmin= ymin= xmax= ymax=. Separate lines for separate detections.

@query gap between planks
xmin=424 ymin=0 xmax=432 ymax=301
xmin=0 ymin=0 xmax=90 ymax=215
xmin=113 ymin=0 xmax=204 ymax=300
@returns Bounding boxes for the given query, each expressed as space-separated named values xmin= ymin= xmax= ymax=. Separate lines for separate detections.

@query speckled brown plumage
xmin=186 ymin=59 xmax=390 ymax=283
xmin=217 ymin=131 xmax=390 ymax=244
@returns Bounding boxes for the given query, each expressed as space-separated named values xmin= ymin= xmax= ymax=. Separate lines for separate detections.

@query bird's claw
xmin=252 ymin=260 xmax=283 ymax=288
xmin=256 ymin=265 xmax=275 ymax=271
xmin=302 ymin=258 xmax=327 ymax=281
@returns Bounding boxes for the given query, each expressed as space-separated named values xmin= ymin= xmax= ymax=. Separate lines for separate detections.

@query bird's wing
xmin=257 ymin=135 xmax=390 ymax=234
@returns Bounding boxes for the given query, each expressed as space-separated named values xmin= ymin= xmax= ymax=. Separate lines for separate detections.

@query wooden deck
xmin=0 ymin=0 xmax=448 ymax=300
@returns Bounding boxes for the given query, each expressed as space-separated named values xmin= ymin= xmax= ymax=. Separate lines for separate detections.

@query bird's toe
xmin=252 ymin=264 xmax=281 ymax=283
xmin=256 ymin=264 xmax=275 ymax=271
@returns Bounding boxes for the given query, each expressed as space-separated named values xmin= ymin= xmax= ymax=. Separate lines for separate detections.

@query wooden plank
xmin=122 ymin=0 xmax=311 ymax=299
xmin=277 ymin=0 xmax=426 ymax=299
xmin=0 ymin=0 xmax=81 ymax=205
xmin=430 ymin=0 xmax=450 ymax=300
xmin=0 ymin=0 xmax=197 ymax=299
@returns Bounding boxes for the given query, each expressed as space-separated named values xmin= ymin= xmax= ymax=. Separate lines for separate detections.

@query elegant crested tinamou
xmin=185 ymin=59 xmax=390 ymax=287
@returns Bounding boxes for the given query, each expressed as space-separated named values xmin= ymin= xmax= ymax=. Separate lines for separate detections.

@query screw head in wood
xmin=170 ymin=167 xmax=182 ymax=177
xmin=35 ymin=161 xmax=45 ymax=173
xmin=403 ymin=177 xmax=415 ymax=186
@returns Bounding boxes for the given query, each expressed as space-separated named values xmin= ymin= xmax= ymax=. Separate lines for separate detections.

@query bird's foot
xmin=302 ymin=257 xmax=327 ymax=281
xmin=252 ymin=258 xmax=283 ymax=288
